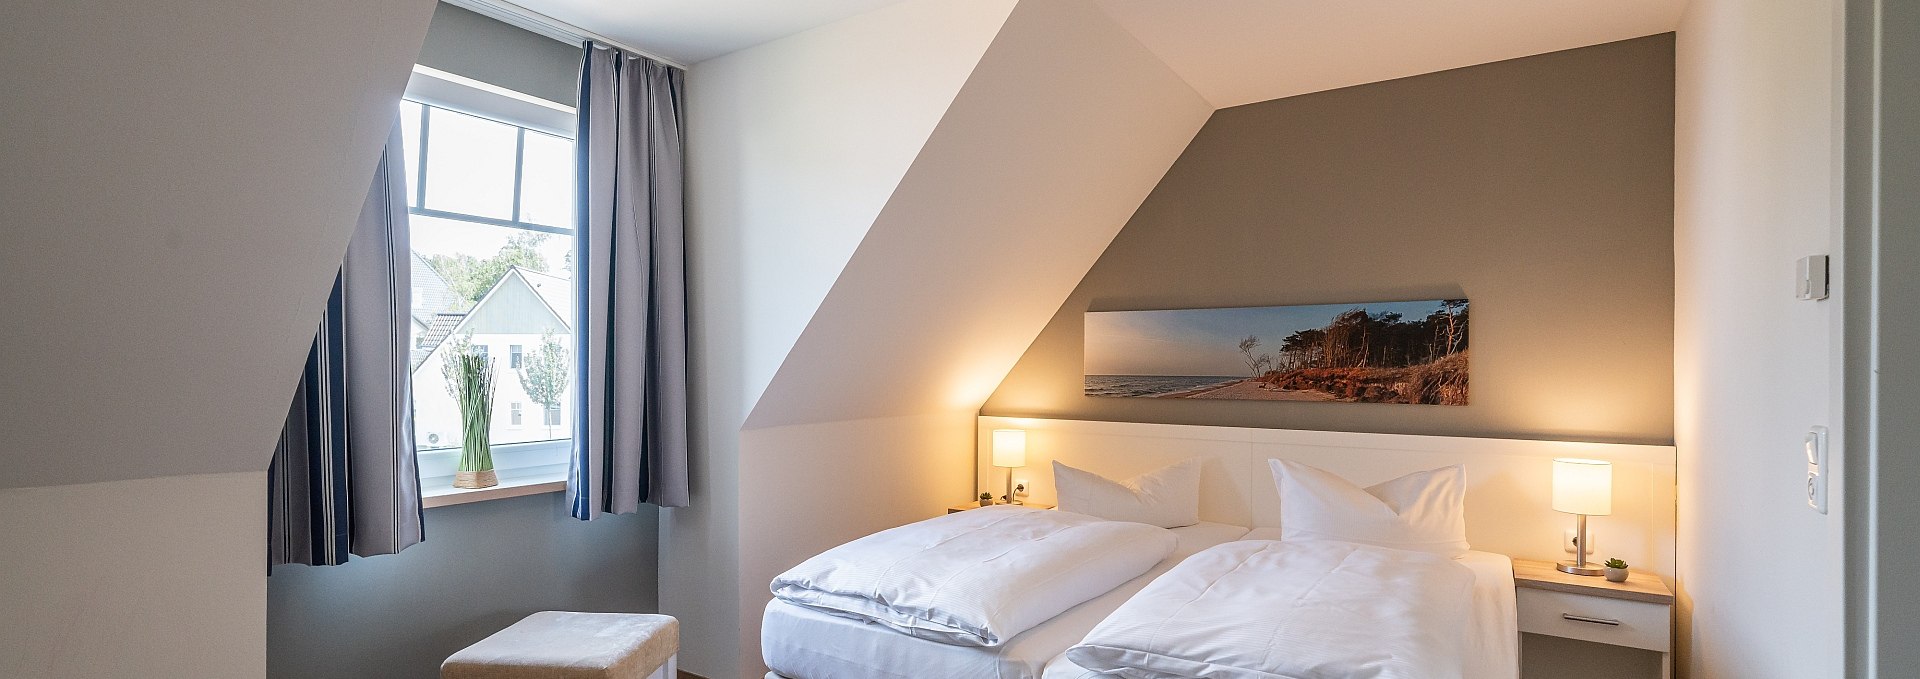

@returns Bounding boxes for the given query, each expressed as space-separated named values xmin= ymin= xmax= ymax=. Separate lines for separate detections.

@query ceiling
xmin=506 ymin=0 xmax=1684 ymax=106
xmin=1094 ymin=0 xmax=1688 ymax=108
xmin=506 ymin=0 xmax=911 ymax=64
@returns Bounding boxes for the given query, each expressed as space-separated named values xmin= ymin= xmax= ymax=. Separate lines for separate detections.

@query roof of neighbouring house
xmin=412 ymin=312 xmax=466 ymax=369
xmin=411 ymin=251 xmax=465 ymax=326
xmin=515 ymin=266 xmax=574 ymax=327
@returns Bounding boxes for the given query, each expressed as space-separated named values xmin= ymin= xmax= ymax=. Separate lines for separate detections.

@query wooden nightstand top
xmin=948 ymin=501 xmax=1055 ymax=514
xmin=1512 ymin=558 xmax=1674 ymax=605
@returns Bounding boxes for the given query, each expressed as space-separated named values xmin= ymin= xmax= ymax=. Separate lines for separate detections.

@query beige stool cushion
xmin=442 ymin=612 xmax=678 ymax=679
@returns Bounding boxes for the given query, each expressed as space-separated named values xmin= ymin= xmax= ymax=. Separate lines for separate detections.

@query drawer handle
xmin=1561 ymin=613 xmax=1621 ymax=626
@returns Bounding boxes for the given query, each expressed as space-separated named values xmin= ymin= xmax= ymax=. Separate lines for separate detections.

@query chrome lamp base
xmin=1556 ymin=560 xmax=1605 ymax=576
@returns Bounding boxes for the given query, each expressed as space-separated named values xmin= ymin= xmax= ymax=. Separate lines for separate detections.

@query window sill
xmin=421 ymin=463 xmax=568 ymax=509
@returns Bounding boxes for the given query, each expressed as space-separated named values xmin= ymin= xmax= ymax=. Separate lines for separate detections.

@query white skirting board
xmin=976 ymin=417 xmax=1676 ymax=582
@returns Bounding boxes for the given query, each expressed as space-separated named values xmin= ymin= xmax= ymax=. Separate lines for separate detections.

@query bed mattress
xmin=1041 ymin=527 xmax=1518 ymax=679
xmin=762 ymin=521 xmax=1250 ymax=679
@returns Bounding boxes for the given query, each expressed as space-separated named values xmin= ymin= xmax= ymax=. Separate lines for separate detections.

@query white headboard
xmin=976 ymin=416 xmax=1676 ymax=581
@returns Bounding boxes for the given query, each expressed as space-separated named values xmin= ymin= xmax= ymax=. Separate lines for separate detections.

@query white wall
xmin=676 ymin=1 xmax=1016 ymax=675
xmin=681 ymin=0 xmax=1214 ymax=674
xmin=687 ymin=0 xmax=1022 ymax=421
xmin=706 ymin=2 xmax=1210 ymax=676
xmin=0 ymin=473 xmax=267 ymax=678
xmin=736 ymin=412 xmax=977 ymax=671
xmin=1674 ymin=0 xmax=1846 ymax=676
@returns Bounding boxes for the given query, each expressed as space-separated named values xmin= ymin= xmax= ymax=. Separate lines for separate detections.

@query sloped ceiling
xmin=742 ymin=0 xmax=1212 ymax=429
xmin=1095 ymin=0 xmax=1687 ymax=108
xmin=0 ymin=0 xmax=438 ymax=488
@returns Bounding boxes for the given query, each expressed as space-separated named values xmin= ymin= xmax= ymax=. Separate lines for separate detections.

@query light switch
xmin=1806 ymin=426 xmax=1828 ymax=514
xmin=1798 ymin=255 xmax=1831 ymax=300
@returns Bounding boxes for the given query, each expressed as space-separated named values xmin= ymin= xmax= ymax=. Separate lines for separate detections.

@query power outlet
xmin=1562 ymin=528 xmax=1598 ymax=556
xmin=1013 ymin=480 xmax=1030 ymax=499
xmin=1807 ymin=426 xmax=1829 ymax=514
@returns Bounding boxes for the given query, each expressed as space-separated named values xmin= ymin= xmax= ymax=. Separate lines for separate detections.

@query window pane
xmin=422 ymin=108 xmax=518 ymax=220
xmin=409 ymin=215 xmax=575 ymax=450
xmin=399 ymin=101 xmax=422 ymax=207
xmin=519 ymin=131 xmax=575 ymax=229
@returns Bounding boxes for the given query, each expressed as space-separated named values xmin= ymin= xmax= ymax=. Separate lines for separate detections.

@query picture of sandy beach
xmin=1084 ymin=299 xmax=1469 ymax=405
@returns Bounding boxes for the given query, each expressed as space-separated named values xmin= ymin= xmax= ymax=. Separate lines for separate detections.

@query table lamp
xmin=992 ymin=429 xmax=1027 ymax=505
xmin=1552 ymin=458 xmax=1613 ymax=575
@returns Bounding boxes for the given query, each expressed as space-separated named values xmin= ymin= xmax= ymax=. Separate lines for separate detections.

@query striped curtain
xmin=269 ymin=121 xmax=423 ymax=567
xmin=567 ymin=43 xmax=692 ymax=519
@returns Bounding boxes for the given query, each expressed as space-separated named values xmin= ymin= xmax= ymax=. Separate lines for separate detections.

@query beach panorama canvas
xmin=1084 ymin=299 xmax=1468 ymax=405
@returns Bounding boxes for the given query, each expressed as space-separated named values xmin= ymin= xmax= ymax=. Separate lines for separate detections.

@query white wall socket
xmin=1563 ymin=528 xmax=1598 ymax=555
xmin=1013 ymin=479 xmax=1030 ymax=498
xmin=1807 ymin=426 xmax=1829 ymax=514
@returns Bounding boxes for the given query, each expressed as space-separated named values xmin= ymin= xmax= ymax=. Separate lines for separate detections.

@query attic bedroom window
xmin=400 ymin=65 xmax=578 ymax=495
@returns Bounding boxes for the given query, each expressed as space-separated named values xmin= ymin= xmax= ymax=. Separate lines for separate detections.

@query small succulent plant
xmin=1603 ymin=558 xmax=1628 ymax=570
xmin=980 ymin=492 xmax=993 ymax=501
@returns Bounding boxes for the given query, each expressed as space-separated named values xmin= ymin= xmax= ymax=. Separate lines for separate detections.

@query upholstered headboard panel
xmin=976 ymin=416 xmax=1676 ymax=579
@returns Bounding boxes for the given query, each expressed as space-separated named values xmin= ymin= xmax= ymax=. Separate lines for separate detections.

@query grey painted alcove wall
xmin=268 ymin=493 xmax=658 ymax=678
xmin=982 ymin=34 xmax=1677 ymax=447
xmin=266 ymin=7 xmax=659 ymax=679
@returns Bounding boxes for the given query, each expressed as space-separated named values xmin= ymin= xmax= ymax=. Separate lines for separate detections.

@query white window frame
xmin=407 ymin=65 xmax=578 ymax=508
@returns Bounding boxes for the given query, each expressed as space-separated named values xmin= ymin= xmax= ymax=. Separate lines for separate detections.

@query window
xmin=404 ymin=72 xmax=577 ymax=463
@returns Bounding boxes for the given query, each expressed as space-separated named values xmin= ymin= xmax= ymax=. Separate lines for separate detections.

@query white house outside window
xmin=400 ymin=66 xmax=578 ymax=484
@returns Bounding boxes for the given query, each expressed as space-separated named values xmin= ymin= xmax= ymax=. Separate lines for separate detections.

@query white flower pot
xmin=1604 ymin=567 xmax=1629 ymax=583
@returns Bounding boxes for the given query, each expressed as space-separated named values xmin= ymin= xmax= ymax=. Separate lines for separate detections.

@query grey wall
xmin=417 ymin=3 xmax=582 ymax=106
xmin=981 ymin=34 xmax=1676 ymax=446
xmin=268 ymin=493 xmax=658 ymax=679
xmin=1845 ymin=0 xmax=1920 ymax=673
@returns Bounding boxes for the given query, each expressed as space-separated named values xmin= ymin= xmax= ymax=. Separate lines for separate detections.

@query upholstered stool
xmin=442 ymin=611 xmax=678 ymax=679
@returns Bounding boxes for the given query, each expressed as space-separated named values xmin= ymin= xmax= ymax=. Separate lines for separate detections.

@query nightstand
xmin=1512 ymin=559 xmax=1674 ymax=679
xmin=947 ymin=501 xmax=1054 ymax=514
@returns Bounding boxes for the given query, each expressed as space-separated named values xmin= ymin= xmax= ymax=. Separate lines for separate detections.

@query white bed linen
xmin=1042 ymin=529 xmax=1516 ymax=679
xmin=772 ymin=506 xmax=1177 ymax=647
xmin=764 ymin=522 xmax=1250 ymax=679
xmin=1066 ymin=540 xmax=1477 ymax=679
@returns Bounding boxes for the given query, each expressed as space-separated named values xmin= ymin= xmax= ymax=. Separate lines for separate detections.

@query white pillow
xmin=1053 ymin=458 xmax=1203 ymax=528
xmin=1268 ymin=459 xmax=1469 ymax=557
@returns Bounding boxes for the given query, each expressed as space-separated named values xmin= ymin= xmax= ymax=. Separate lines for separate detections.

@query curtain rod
xmin=442 ymin=0 xmax=690 ymax=70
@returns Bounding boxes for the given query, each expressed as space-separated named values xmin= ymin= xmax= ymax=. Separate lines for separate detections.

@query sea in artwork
xmin=1083 ymin=374 xmax=1244 ymax=398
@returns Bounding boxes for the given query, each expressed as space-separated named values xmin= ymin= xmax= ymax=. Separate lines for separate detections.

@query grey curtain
xmin=568 ymin=42 xmax=691 ymax=519
xmin=269 ymin=121 xmax=423 ymax=567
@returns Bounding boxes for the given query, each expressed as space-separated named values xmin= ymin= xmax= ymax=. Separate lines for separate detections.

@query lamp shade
xmin=1551 ymin=458 xmax=1613 ymax=516
xmin=991 ymin=429 xmax=1027 ymax=468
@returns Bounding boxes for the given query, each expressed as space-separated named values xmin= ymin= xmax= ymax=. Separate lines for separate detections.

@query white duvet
xmin=1067 ymin=540 xmax=1477 ymax=679
xmin=771 ymin=506 xmax=1177 ymax=648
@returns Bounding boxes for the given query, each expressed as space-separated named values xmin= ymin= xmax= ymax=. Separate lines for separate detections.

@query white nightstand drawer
xmin=1517 ymin=588 xmax=1671 ymax=652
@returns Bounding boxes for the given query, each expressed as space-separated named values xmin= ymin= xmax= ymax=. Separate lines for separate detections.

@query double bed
xmin=758 ymin=431 xmax=1566 ymax=679
xmin=763 ymin=521 xmax=1516 ymax=679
